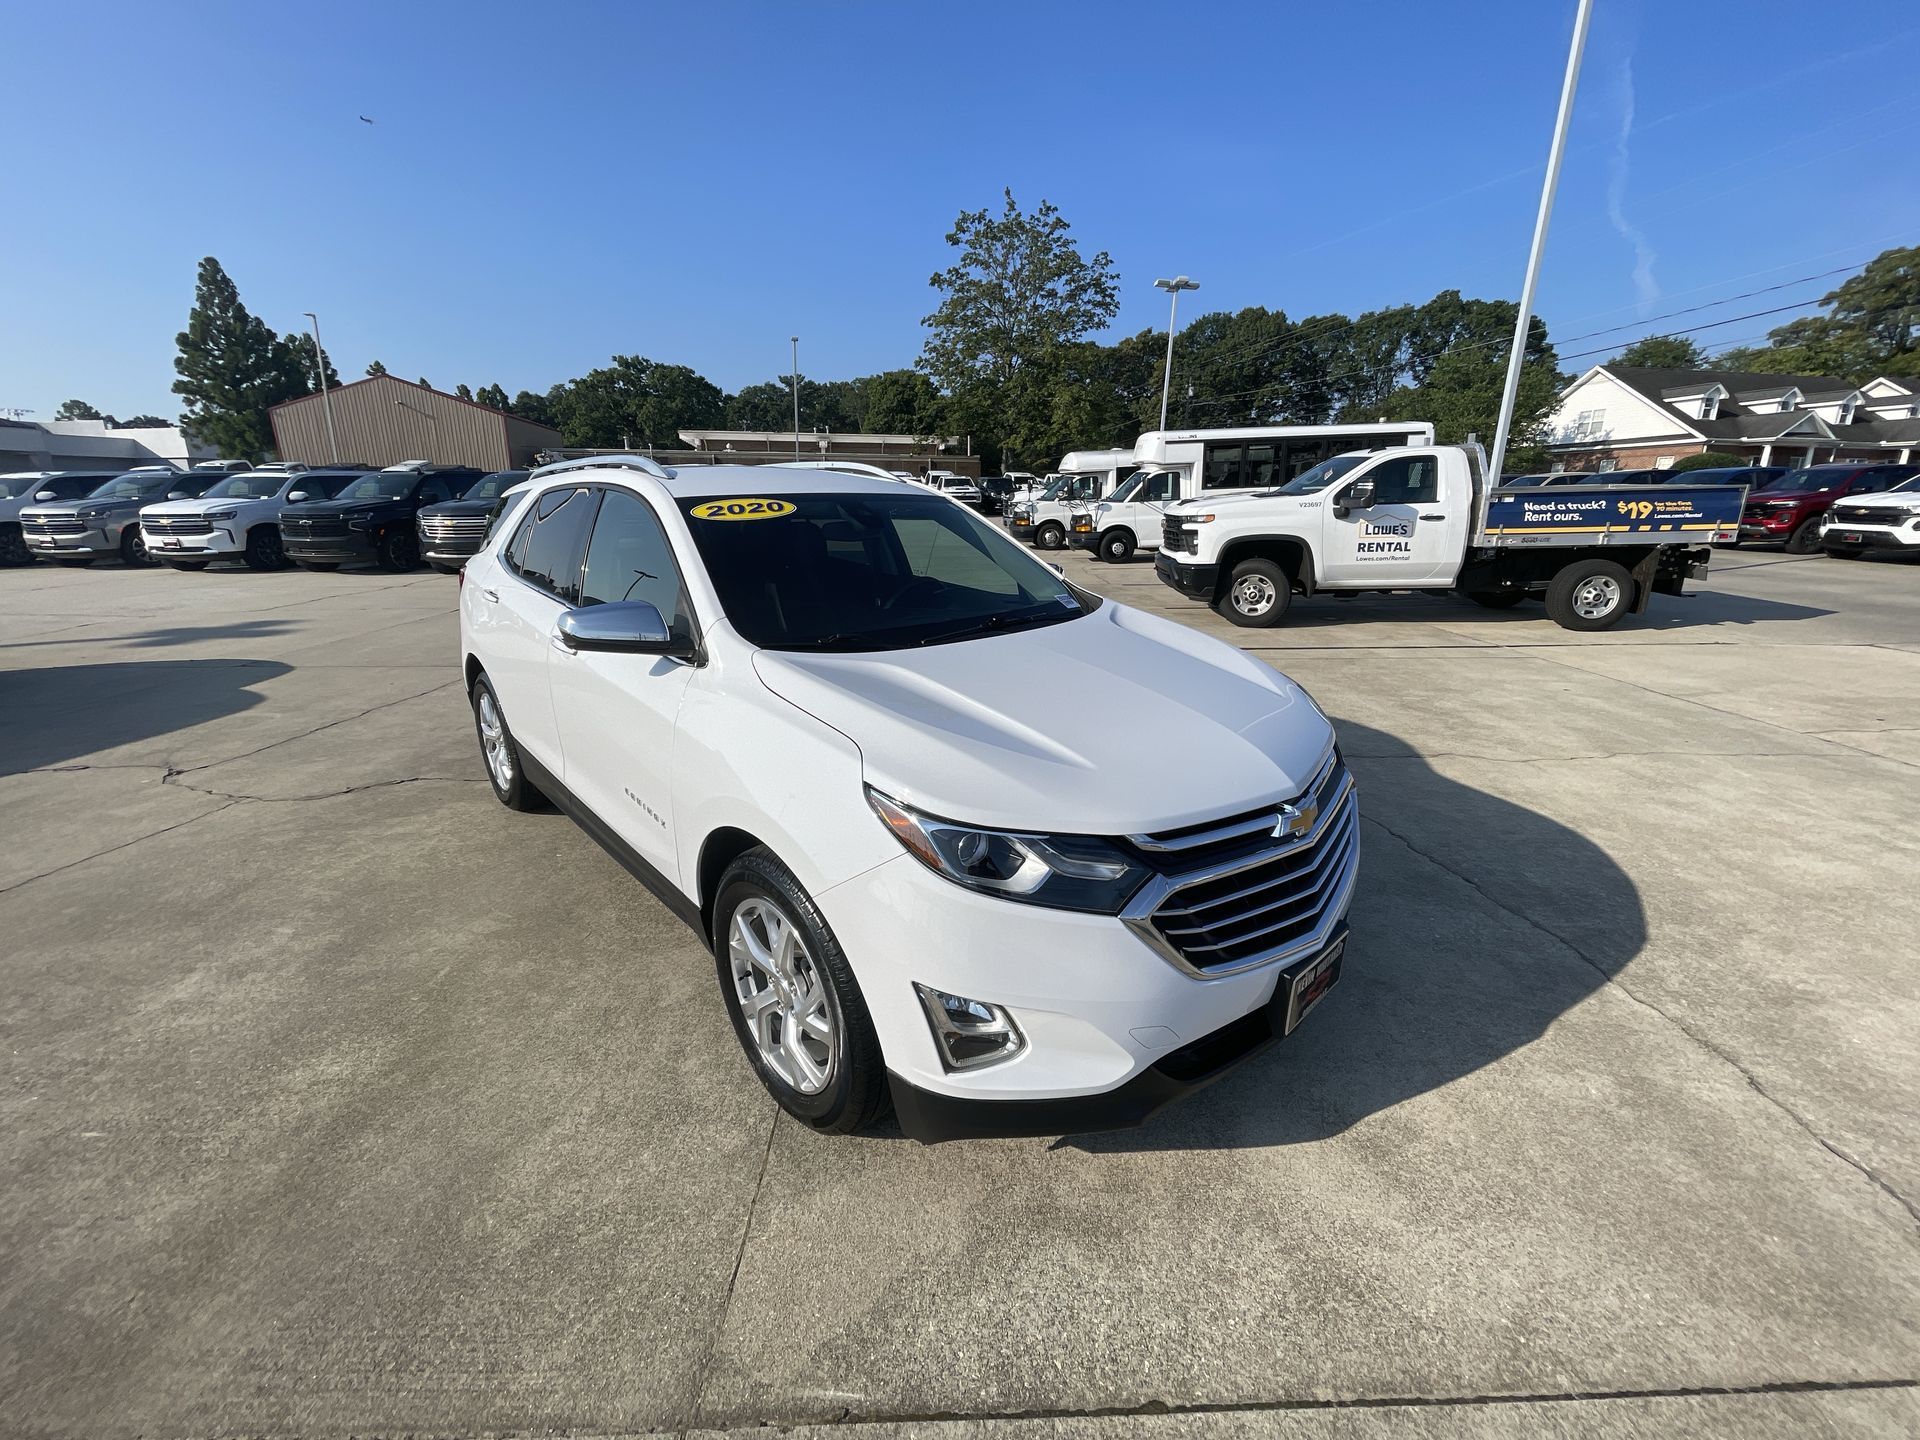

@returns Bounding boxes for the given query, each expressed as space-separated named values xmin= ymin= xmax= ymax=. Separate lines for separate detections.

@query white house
xmin=1543 ymin=366 xmax=1920 ymax=471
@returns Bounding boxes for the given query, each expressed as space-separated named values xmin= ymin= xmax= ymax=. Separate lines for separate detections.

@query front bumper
xmin=24 ymin=528 xmax=113 ymax=558
xmin=815 ymin=848 xmax=1356 ymax=1142
xmin=142 ymin=525 xmax=243 ymax=557
xmin=283 ymin=533 xmax=379 ymax=565
xmin=420 ymin=539 xmax=484 ymax=566
xmin=1154 ymin=549 xmax=1218 ymax=599
xmin=1007 ymin=520 xmax=1037 ymax=542
xmin=1739 ymin=514 xmax=1801 ymax=539
xmin=1820 ymin=524 xmax=1920 ymax=551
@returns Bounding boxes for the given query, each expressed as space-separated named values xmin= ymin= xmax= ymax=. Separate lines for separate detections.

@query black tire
xmin=1035 ymin=521 xmax=1066 ymax=551
xmin=0 ymin=527 xmax=31 ymax=566
xmin=1464 ymin=590 xmax=1527 ymax=609
xmin=164 ymin=560 xmax=211 ymax=572
xmin=1097 ymin=528 xmax=1135 ymax=563
xmin=1545 ymin=558 xmax=1634 ymax=631
xmin=243 ymin=525 xmax=286 ymax=571
xmin=1785 ymin=517 xmax=1825 ymax=554
xmin=55 ymin=558 xmax=95 ymax=568
xmin=378 ymin=529 xmax=420 ymax=572
xmin=1822 ymin=545 xmax=1864 ymax=560
xmin=712 ymin=848 xmax=888 ymax=1135
xmin=429 ymin=562 xmax=463 ymax=575
xmin=295 ymin=561 xmax=339 ymax=572
xmin=1215 ymin=557 xmax=1293 ymax=628
xmin=119 ymin=527 xmax=153 ymax=568
xmin=470 ymin=672 xmax=546 ymax=812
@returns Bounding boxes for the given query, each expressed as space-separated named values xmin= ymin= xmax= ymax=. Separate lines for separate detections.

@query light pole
xmin=1154 ymin=276 xmax=1199 ymax=432
xmin=790 ymin=336 xmax=801 ymax=461
xmin=303 ymin=311 xmax=340 ymax=464
xmin=1488 ymin=0 xmax=1593 ymax=484
xmin=392 ymin=398 xmax=437 ymax=461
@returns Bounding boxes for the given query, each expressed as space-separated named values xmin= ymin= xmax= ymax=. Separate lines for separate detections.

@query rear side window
xmin=508 ymin=487 xmax=599 ymax=603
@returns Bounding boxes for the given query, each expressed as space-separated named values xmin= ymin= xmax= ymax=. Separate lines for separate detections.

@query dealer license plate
xmin=1840 ymin=533 xmax=1864 ymax=545
xmin=160 ymin=537 xmax=181 ymax=548
xmin=1278 ymin=934 xmax=1344 ymax=1036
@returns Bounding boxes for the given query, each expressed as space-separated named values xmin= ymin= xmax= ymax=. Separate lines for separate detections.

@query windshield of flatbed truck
xmin=679 ymin=491 xmax=1098 ymax=652
xmin=1268 ymin=454 xmax=1371 ymax=495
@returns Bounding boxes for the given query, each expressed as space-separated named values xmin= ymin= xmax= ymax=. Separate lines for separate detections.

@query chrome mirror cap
xmin=554 ymin=600 xmax=686 ymax=656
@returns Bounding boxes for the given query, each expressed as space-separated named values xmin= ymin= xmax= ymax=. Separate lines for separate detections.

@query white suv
xmin=460 ymin=457 xmax=1356 ymax=1141
xmin=1820 ymin=477 xmax=1920 ymax=559
xmin=139 ymin=469 xmax=356 ymax=570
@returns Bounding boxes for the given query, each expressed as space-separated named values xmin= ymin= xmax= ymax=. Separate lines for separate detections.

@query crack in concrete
xmin=163 ymin=677 xmax=463 ymax=777
xmin=688 ymin=1106 xmax=784 ymax=1432
xmin=0 ymin=800 xmax=239 ymax=896
xmin=1362 ymin=814 xmax=1920 ymax=1230
xmin=685 ymin=1376 xmax=1920 ymax=1433
xmin=164 ymin=774 xmax=486 ymax=803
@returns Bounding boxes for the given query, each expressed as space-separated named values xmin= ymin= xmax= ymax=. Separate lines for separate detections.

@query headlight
xmin=866 ymin=787 xmax=1147 ymax=913
xmin=347 ymin=517 xmax=374 ymax=531
xmin=78 ymin=507 xmax=109 ymax=521
xmin=204 ymin=508 xmax=238 ymax=521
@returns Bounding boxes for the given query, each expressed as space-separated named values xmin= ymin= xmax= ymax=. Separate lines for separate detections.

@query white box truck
xmin=1006 ymin=448 xmax=1138 ymax=550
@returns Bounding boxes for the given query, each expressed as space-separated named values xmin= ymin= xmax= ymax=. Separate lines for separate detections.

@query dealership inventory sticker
xmin=689 ymin=498 xmax=798 ymax=521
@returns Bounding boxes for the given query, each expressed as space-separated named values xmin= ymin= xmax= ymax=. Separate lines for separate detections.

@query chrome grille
xmin=143 ymin=515 xmax=213 ymax=534
xmin=1829 ymin=504 xmax=1906 ymax=526
xmin=24 ymin=517 xmax=86 ymax=534
xmin=281 ymin=516 xmax=347 ymax=540
xmin=1124 ymin=756 xmax=1358 ymax=977
xmin=418 ymin=515 xmax=488 ymax=541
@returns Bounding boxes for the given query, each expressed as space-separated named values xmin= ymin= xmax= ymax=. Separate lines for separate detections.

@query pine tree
xmin=172 ymin=258 xmax=309 ymax=461
xmin=474 ymin=383 xmax=511 ymax=411
xmin=365 ymin=359 xmax=388 ymax=376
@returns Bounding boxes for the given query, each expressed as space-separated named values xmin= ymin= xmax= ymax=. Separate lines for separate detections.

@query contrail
xmin=1607 ymin=57 xmax=1659 ymax=312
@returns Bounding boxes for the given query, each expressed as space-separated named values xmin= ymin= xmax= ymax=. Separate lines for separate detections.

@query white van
xmin=1006 ymin=448 xmax=1138 ymax=550
xmin=1069 ymin=422 xmax=1434 ymax=562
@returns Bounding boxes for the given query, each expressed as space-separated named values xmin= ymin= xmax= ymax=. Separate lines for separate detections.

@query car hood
xmin=141 ymin=495 xmax=272 ymax=517
xmin=291 ymin=498 xmax=407 ymax=517
xmin=21 ymin=497 xmax=143 ymax=519
xmin=417 ymin=500 xmax=494 ymax=519
xmin=750 ymin=601 xmax=1332 ymax=834
xmin=1747 ymin=491 xmax=1828 ymax=504
xmin=1829 ymin=493 xmax=1918 ymax=509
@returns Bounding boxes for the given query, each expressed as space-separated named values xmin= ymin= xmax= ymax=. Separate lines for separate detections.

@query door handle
xmin=480 ymin=587 xmax=499 ymax=602
xmin=1417 ymin=514 xmax=1446 ymax=521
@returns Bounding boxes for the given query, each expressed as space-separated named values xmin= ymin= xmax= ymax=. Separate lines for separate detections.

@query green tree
xmin=1612 ymin=334 xmax=1708 ymax=368
xmin=53 ymin=398 xmax=112 ymax=423
xmin=118 ymin=414 xmax=170 ymax=428
xmin=510 ymin=386 xmax=564 ymax=428
xmin=454 ymin=383 xmax=474 ymax=400
xmin=474 ymin=383 xmax=510 ymax=411
xmin=920 ymin=189 xmax=1120 ymax=467
xmin=861 ymin=369 xmax=946 ymax=435
xmin=1711 ymin=246 xmax=1920 ymax=380
xmin=365 ymin=359 xmax=388 ymax=376
xmin=1371 ymin=344 xmax=1562 ymax=470
xmin=282 ymin=332 xmax=341 ymax=390
xmin=724 ymin=375 xmax=860 ymax=434
xmin=171 ymin=257 xmax=311 ymax=462
xmin=556 ymin=356 xmax=724 ymax=448
xmin=1668 ymin=450 xmax=1749 ymax=473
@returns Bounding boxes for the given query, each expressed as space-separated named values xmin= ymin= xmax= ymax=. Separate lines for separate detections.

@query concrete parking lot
xmin=3 ymin=543 xmax=1918 ymax=1439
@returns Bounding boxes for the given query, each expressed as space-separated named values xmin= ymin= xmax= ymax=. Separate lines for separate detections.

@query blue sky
xmin=5 ymin=0 xmax=1918 ymax=421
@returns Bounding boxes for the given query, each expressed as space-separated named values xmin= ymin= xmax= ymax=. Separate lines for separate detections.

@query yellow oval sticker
xmin=689 ymin=498 xmax=797 ymax=521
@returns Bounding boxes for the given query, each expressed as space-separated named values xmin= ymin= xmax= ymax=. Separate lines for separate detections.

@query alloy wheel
xmin=477 ymin=688 xmax=513 ymax=790
xmin=729 ymin=898 xmax=837 ymax=1094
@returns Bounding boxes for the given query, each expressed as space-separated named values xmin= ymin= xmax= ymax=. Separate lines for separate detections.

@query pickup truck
xmin=1154 ymin=445 xmax=1745 ymax=632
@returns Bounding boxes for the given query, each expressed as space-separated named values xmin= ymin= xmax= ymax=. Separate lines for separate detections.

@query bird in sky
xmin=358 ymin=115 xmax=375 ymax=124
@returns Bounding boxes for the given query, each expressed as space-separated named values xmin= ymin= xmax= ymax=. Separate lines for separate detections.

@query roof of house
xmin=1564 ymin=366 xmax=1920 ymax=450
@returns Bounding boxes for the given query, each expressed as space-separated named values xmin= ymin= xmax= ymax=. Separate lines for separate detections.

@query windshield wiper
xmin=912 ymin=605 xmax=1077 ymax=647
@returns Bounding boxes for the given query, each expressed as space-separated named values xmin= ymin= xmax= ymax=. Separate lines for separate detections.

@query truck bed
xmin=1476 ymin=483 xmax=1746 ymax=549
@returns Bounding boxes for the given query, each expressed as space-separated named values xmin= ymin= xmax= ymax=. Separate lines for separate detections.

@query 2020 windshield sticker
xmin=689 ymin=498 xmax=798 ymax=521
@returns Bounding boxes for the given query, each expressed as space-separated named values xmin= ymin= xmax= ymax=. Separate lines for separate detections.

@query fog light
xmin=914 ymin=984 xmax=1025 ymax=1071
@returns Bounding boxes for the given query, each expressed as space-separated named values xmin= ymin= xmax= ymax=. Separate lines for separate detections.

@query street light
xmin=303 ymin=311 xmax=340 ymax=464
xmin=790 ymin=336 xmax=801 ymax=461
xmin=1153 ymin=277 xmax=1199 ymax=432
xmin=392 ymin=397 xmax=437 ymax=461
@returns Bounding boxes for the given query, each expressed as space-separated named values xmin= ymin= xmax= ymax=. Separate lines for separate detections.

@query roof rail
xmin=530 ymin=454 xmax=675 ymax=481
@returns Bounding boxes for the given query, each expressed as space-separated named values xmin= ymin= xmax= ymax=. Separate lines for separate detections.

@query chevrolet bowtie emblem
xmin=1273 ymin=798 xmax=1318 ymax=841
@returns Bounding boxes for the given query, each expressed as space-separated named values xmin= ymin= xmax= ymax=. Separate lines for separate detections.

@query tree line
xmin=150 ymin=217 xmax=1919 ymax=467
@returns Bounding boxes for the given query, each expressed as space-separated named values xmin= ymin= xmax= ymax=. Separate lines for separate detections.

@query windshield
xmin=1760 ymin=468 xmax=1845 ymax=493
xmin=87 ymin=473 xmax=180 ymax=500
xmin=462 ymin=471 xmax=526 ymax=501
xmin=1272 ymin=454 xmax=1371 ymax=495
xmin=679 ymin=492 xmax=1096 ymax=652
xmin=335 ymin=472 xmax=419 ymax=500
xmin=203 ymin=474 xmax=286 ymax=499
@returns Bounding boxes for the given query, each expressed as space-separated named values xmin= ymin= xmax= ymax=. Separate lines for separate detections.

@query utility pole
xmin=1154 ymin=277 xmax=1199 ymax=432
xmin=1488 ymin=0 xmax=1593 ymax=484
xmin=303 ymin=312 xmax=340 ymax=464
xmin=790 ymin=336 xmax=801 ymax=461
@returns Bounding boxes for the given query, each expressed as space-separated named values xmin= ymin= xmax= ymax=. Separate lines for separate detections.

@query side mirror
xmin=286 ymin=491 xmax=308 ymax=503
xmin=554 ymin=600 xmax=693 ymax=658
xmin=168 ymin=491 xmax=190 ymax=499
xmin=1334 ymin=478 xmax=1375 ymax=517
xmin=35 ymin=491 xmax=56 ymax=501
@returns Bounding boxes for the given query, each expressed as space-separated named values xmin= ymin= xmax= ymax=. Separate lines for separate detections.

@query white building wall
xmin=1546 ymin=368 xmax=1699 ymax=448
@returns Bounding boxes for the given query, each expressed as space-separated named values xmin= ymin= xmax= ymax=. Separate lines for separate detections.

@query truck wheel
xmin=243 ymin=525 xmax=287 ymax=571
xmin=0 ymin=527 xmax=31 ymax=565
xmin=378 ymin=531 xmax=420 ymax=572
xmin=472 ymin=672 xmax=546 ymax=812
xmin=119 ymin=528 xmax=153 ymax=567
xmin=1465 ymin=590 xmax=1527 ymax=609
xmin=1821 ymin=545 xmax=1864 ymax=560
xmin=1035 ymin=521 xmax=1066 ymax=550
xmin=1098 ymin=529 xmax=1135 ymax=563
xmin=1216 ymin=558 xmax=1292 ymax=627
xmin=1785 ymin=517 xmax=1825 ymax=554
xmin=713 ymin=848 xmax=888 ymax=1135
xmin=1546 ymin=558 xmax=1634 ymax=631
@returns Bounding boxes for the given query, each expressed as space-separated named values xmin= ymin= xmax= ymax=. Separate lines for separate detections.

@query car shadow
xmin=0 ymin=620 xmax=300 ymax=651
xmin=0 ymin=659 xmax=291 ymax=773
xmin=1048 ymin=715 xmax=1648 ymax=1153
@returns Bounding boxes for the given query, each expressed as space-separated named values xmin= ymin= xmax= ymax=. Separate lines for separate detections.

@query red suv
xmin=1739 ymin=463 xmax=1920 ymax=552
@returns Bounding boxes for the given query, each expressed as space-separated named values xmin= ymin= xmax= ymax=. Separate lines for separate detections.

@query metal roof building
xmin=270 ymin=375 xmax=563 ymax=470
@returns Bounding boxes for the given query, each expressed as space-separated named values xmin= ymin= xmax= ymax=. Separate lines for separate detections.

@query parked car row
xmin=0 ymin=462 xmax=530 ymax=573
